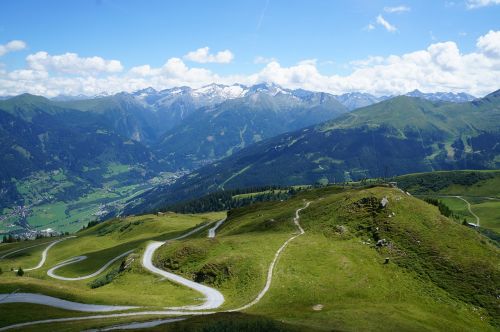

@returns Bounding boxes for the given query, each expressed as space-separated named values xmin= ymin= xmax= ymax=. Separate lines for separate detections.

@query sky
xmin=0 ymin=0 xmax=499 ymax=97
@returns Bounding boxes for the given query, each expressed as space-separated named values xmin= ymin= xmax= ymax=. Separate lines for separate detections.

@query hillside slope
xmin=395 ymin=170 xmax=500 ymax=233
xmin=0 ymin=186 xmax=498 ymax=331
xmin=156 ymin=87 xmax=347 ymax=168
xmin=152 ymin=186 xmax=499 ymax=330
xmin=127 ymin=91 xmax=500 ymax=213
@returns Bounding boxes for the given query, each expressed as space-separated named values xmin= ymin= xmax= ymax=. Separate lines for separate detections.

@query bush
xmin=16 ymin=267 xmax=24 ymax=277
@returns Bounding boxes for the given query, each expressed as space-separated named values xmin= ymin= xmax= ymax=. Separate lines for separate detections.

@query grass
xmin=154 ymin=199 xmax=300 ymax=309
xmin=471 ymin=198 xmax=500 ymax=232
xmin=434 ymin=196 xmax=474 ymax=221
xmin=0 ymin=237 xmax=55 ymax=257
xmin=5 ymin=311 xmax=312 ymax=332
xmin=255 ymin=234 xmax=492 ymax=331
xmin=232 ymin=189 xmax=288 ymax=200
xmin=0 ymin=211 xmax=225 ymax=328
xmin=1 ymin=185 xmax=498 ymax=331
xmin=396 ymin=170 xmax=500 ymax=233
xmin=153 ymin=186 xmax=499 ymax=330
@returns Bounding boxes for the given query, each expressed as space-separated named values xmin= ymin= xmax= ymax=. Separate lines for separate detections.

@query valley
xmin=1 ymin=3 xmax=499 ymax=331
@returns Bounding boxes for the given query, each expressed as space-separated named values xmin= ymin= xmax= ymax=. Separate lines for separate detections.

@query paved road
xmin=142 ymin=223 xmax=225 ymax=310
xmin=0 ymin=310 xmax=213 ymax=331
xmin=1 ymin=237 xmax=74 ymax=264
xmin=0 ymin=293 xmax=138 ymax=312
xmin=47 ymin=249 xmax=134 ymax=281
xmin=85 ymin=317 xmax=186 ymax=331
xmin=7 ymin=236 xmax=76 ymax=272
xmin=208 ymin=217 xmax=226 ymax=238
xmin=433 ymin=195 xmax=481 ymax=227
xmin=0 ymin=208 xmax=312 ymax=330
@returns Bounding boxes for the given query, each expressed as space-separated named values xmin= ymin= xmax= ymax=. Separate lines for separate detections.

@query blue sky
xmin=0 ymin=0 xmax=499 ymax=96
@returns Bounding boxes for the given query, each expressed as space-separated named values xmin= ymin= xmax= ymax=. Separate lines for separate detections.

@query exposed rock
xmin=312 ymin=304 xmax=324 ymax=311
xmin=380 ymin=197 xmax=389 ymax=208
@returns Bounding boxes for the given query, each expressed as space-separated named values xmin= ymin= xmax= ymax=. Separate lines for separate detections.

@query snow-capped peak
xmin=248 ymin=82 xmax=290 ymax=96
xmin=405 ymin=89 xmax=476 ymax=103
xmin=191 ymin=83 xmax=248 ymax=100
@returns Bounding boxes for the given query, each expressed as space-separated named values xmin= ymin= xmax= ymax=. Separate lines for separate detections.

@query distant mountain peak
xmin=485 ymin=89 xmax=500 ymax=99
xmin=404 ymin=89 xmax=476 ymax=103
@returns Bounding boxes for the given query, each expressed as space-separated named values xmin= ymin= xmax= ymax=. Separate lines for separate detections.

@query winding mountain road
xmin=0 ymin=293 xmax=138 ymax=312
xmin=47 ymin=249 xmax=135 ymax=281
xmin=141 ymin=223 xmax=225 ymax=310
xmin=207 ymin=217 xmax=226 ymax=238
xmin=1 ymin=241 xmax=52 ymax=259
xmin=454 ymin=196 xmax=480 ymax=226
xmin=3 ymin=236 xmax=76 ymax=272
xmin=85 ymin=317 xmax=187 ymax=331
xmin=0 ymin=205 xmax=311 ymax=330
xmin=229 ymin=201 xmax=310 ymax=312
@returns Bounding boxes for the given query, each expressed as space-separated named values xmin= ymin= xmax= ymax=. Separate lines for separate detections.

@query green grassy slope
xmin=1 ymin=186 xmax=498 ymax=331
xmin=152 ymin=186 xmax=499 ymax=331
xmin=126 ymin=92 xmax=500 ymax=215
xmin=396 ymin=170 xmax=500 ymax=232
xmin=0 ymin=211 xmax=224 ymax=327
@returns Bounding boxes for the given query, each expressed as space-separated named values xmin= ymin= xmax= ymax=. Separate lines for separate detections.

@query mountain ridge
xmin=124 ymin=92 xmax=500 ymax=214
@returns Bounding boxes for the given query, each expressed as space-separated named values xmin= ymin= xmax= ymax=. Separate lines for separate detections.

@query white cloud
xmin=1 ymin=31 xmax=500 ymax=98
xmin=364 ymin=24 xmax=375 ymax=31
xmin=476 ymin=30 xmax=500 ymax=57
xmin=466 ymin=0 xmax=500 ymax=8
xmin=184 ymin=47 xmax=234 ymax=63
xmin=376 ymin=15 xmax=397 ymax=32
xmin=26 ymin=51 xmax=123 ymax=75
xmin=0 ymin=40 xmax=27 ymax=56
xmin=254 ymin=56 xmax=277 ymax=64
xmin=384 ymin=5 xmax=411 ymax=13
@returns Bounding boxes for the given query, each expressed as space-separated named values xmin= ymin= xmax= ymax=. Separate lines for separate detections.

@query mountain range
xmin=0 ymin=82 xmax=492 ymax=227
xmin=0 ymin=83 xmax=346 ymax=213
xmin=124 ymin=89 xmax=499 ymax=214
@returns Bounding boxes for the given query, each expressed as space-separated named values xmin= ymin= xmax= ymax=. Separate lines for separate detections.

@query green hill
xmin=0 ymin=211 xmax=224 ymax=314
xmin=152 ymin=186 xmax=499 ymax=330
xmin=2 ymin=185 xmax=496 ymax=331
xmin=395 ymin=170 xmax=500 ymax=234
xmin=124 ymin=91 xmax=500 ymax=215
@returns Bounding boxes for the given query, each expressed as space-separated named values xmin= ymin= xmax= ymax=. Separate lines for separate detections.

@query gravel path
xmin=229 ymin=201 xmax=310 ymax=312
xmin=454 ymin=196 xmax=480 ymax=226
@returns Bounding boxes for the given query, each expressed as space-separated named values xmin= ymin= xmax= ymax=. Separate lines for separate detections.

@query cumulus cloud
xmin=384 ymin=5 xmax=411 ymax=13
xmin=466 ymin=0 xmax=500 ymax=8
xmin=376 ymin=15 xmax=397 ymax=32
xmin=1 ymin=31 xmax=500 ymax=97
xmin=0 ymin=40 xmax=27 ymax=56
xmin=26 ymin=51 xmax=123 ymax=75
xmin=476 ymin=30 xmax=500 ymax=57
xmin=184 ymin=47 xmax=234 ymax=63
